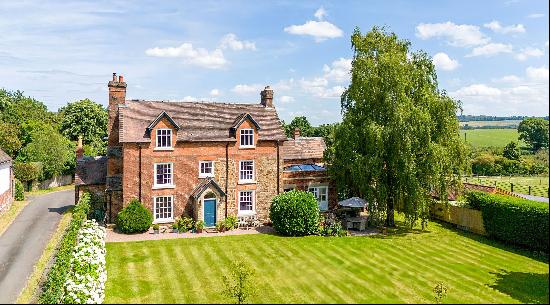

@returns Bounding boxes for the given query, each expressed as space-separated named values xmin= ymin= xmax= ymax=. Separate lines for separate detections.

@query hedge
xmin=39 ymin=193 xmax=91 ymax=304
xmin=269 ymin=190 xmax=320 ymax=236
xmin=466 ymin=191 xmax=549 ymax=252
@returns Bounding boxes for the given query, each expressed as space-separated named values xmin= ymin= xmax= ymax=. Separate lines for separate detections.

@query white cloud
xmin=280 ymin=95 xmax=295 ymax=103
xmin=466 ymin=43 xmax=513 ymax=57
xmin=515 ymin=47 xmax=544 ymax=61
xmin=231 ymin=84 xmax=263 ymax=95
xmin=415 ymin=22 xmax=489 ymax=47
xmin=284 ymin=8 xmax=342 ymax=42
xmin=432 ymin=52 xmax=460 ymax=71
xmin=322 ymin=58 xmax=352 ymax=82
xmin=314 ymin=6 xmax=327 ymax=20
xmin=219 ymin=33 xmax=256 ymax=51
xmin=493 ymin=75 xmax=521 ymax=83
xmin=145 ymin=43 xmax=227 ymax=69
xmin=210 ymin=89 xmax=220 ymax=96
xmin=284 ymin=20 xmax=343 ymax=42
xmin=452 ymin=84 xmax=502 ymax=99
xmin=483 ymin=21 xmax=525 ymax=34
xmin=300 ymin=77 xmax=345 ymax=98
xmin=526 ymin=66 xmax=549 ymax=81
xmin=527 ymin=13 xmax=545 ymax=19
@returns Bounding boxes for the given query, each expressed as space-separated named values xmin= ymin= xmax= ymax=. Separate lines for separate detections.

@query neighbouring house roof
xmin=119 ymin=100 xmax=286 ymax=143
xmin=0 ymin=148 xmax=11 ymax=165
xmin=338 ymin=197 xmax=367 ymax=208
xmin=191 ymin=177 xmax=226 ymax=199
xmin=282 ymin=137 xmax=326 ymax=160
xmin=75 ymin=156 xmax=107 ymax=186
xmin=146 ymin=111 xmax=181 ymax=132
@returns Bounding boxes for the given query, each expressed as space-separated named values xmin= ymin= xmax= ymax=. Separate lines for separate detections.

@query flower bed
xmin=63 ymin=219 xmax=107 ymax=304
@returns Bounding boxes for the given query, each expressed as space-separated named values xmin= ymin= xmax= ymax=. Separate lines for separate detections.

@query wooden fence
xmin=431 ymin=202 xmax=486 ymax=236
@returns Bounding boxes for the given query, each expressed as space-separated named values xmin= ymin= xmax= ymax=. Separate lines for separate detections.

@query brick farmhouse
xmin=0 ymin=148 xmax=13 ymax=213
xmin=76 ymin=74 xmax=335 ymax=226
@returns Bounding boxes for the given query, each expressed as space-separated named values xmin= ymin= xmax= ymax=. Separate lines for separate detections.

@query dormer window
xmin=156 ymin=129 xmax=172 ymax=148
xmin=240 ymin=129 xmax=254 ymax=148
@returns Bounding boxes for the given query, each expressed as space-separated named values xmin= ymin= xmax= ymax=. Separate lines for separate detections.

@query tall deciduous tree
xmin=0 ymin=122 xmax=22 ymax=157
xmin=518 ymin=118 xmax=549 ymax=152
xmin=327 ymin=27 xmax=466 ymax=228
xmin=503 ymin=141 xmax=520 ymax=160
xmin=59 ymin=98 xmax=107 ymax=155
xmin=283 ymin=116 xmax=314 ymax=138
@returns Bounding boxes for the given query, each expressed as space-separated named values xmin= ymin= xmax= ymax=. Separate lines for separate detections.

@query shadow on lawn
xmin=368 ymin=220 xmax=431 ymax=239
xmin=489 ymin=270 xmax=549 ymax=304
xmin=440 ymin=220 xmax=550 ymax=264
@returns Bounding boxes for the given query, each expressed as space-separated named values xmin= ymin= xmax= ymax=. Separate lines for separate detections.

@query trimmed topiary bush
xmin=14 ymin=179 xmax=24 ymax=201
xmin=115 ymin=199 xmax=153 ymax=234
xmin=269 ymin=190 xmax=320 ymax=236
xmin=466 ymin=191 xmax=549 ymax=252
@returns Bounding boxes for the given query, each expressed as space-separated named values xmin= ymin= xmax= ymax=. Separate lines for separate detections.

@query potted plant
xmin=215 ymin=221 xmax=226 ymax=233
xmin=153 ymin=223 xmax=160 ymax=234
xmin=171 ymin=222 xmax=179 ymax=233
xmin=195 ymin=220 xmax=205 ymax=233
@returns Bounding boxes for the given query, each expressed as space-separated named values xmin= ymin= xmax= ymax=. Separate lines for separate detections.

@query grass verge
xmin=25 ymin=184 xmax=75 ymax=196
xmin=15 ymin=208 xmax=74 ymax=304
xmin=0 ymin=200 xmax=29 ymax=237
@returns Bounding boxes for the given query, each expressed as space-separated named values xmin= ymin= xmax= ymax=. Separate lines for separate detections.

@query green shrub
xmin=466 ymin=191 xmax=549 ymax=252
xmin=269 ymin=190 xmax=320 ymax=236
xmin=14 ymin=179 xmax=24 ymax=201
xmin=224 ymin=216 xmax=238 ymax=230
xmin=115 ymin=199 xmax=153 ymax=234
xmin=13 ymin=161 xmax=43 ymax=186
xmin=177 ymin=216 xmax=194 ymax=232
xmin=39 ymin=192 xmax=91 ymax=304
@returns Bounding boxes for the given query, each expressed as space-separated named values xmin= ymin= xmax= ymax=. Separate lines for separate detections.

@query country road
xmin=0 ymin=189 xmax=74 ymax=303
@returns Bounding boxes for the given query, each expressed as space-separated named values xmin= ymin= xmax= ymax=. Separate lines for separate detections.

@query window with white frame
xmin=154 ymin=196 xmax=173 ymax=222
xmin=154 ymin=163 xmax=173 ymax=187
xmin=156 ymin=129 xmax=172 ymax=148
xmin=308 ymin=186 xmax=328 ymax=211
xmin=240 ymin=129 xmax=254 ymax=147
xmin=239 ymin=160 xmax=254 ymax=182
xmin=238 ymin=190 xmax=254 ymax=213
xmin=199 ymin=161 xmax=214 ymax=178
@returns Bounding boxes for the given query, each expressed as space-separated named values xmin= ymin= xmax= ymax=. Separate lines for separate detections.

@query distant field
xmin=463 ymin=176 xmax=549 ymax=198
xmin=459 ymin=120 xmax=522 ymax=128
xmin=460 ymin=129 xmax=521 ymax=148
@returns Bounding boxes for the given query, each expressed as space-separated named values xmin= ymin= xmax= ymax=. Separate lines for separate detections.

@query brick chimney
xmin=107 ymin=73 xmax=127 ymax=147
xmin=76 ymin=136 xmax=83 ymax=160
xmin=260 ymin=86 xmax=273 ymax=107
xmin=293 ymin=128 xmax=301 ymax=139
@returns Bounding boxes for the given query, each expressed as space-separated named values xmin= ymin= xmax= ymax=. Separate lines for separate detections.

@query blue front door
xmin=204 ymin=199 xmax=217 ymax=227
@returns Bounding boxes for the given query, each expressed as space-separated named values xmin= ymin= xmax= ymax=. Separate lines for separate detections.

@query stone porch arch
xmin=190 ymin=178 xmax=226 ymax=225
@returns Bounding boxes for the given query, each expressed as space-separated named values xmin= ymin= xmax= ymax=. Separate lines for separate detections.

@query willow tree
xmin=327 ymin=27 xmax=467 ymax=228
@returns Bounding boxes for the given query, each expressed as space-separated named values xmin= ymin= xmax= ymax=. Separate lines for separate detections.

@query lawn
xmin=460 ymin=129 xmax=521 ymax=148
xmin=464 ymin=176 xmax=549 ymax=198
xmin=105 ymin=220 xmax=549 ymax=304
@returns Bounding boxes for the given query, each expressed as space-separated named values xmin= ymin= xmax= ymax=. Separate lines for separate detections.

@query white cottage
xmin=0 ymin=148 xmax=13 ymax=213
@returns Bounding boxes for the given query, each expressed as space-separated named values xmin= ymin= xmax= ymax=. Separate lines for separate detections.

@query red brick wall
xmin=282 ymin=169 xmax=337 ymax=210
xmin=117 ymin=117 xmax=282 ymax=223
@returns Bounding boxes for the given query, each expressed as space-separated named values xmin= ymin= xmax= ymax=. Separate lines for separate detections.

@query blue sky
xmin=0 ymin=0 xmax=548 ymax=125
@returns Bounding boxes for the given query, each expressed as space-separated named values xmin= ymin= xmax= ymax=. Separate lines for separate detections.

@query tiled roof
xmin=75 ymin=156 xmax=107 ymax=186
xmin=282 ymin=137 xmax=326 ymax=160
xmin=190 ymin=178 xmax=226 ymax=199
xmin=0 ymin=148 xmax=11 ymax=164
xmin=119 ymin=100 xmax=287 ymax=143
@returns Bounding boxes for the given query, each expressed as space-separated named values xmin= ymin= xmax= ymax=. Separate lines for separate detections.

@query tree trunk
xmin=386 ymin=196 xmax=395 ymax=227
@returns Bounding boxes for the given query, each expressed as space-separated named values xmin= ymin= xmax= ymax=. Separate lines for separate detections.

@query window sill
xmin=238 ymin=211 xmax=256 ymax=216
xmin=238 ymin=180 xmax=256 ymax=185
xmin=239 ymin=146 xmax=256 ymax=149
xmin=154 ymin=147 xmax=174 ymax=151
xmin=199 ymin=174 xmax=215 ymax=179
xmin=152 ymin=185 xmax=175 ymax=190
xmin=153 ymin=218 xmax=174 ymax=224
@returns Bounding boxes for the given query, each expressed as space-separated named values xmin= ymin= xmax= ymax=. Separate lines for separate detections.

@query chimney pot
xmin=260 ymin=85 xmax=274 ymax=107
xmin=119 ymin=75 xmax=124 ymax=82
xmin=294 ymin=128 xmax=301 ymax=139
xmin=112 ymin=73 xmax=117 ymax=81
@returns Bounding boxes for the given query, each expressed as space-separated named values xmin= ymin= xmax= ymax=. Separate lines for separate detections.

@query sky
xmin=0 ymin=0 xmax=548 ymax=125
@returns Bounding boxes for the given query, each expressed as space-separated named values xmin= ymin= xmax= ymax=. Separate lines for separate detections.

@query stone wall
xmin=35 ymin=175 xmax=73 ymax=190
xmin=282 ymin=169 xmax=338 ymax=210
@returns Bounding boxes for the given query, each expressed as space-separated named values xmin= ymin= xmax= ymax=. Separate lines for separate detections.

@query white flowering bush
xmin=63 ymin=219 xmax=107 ymax=304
